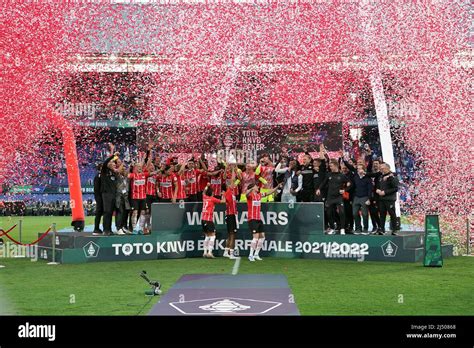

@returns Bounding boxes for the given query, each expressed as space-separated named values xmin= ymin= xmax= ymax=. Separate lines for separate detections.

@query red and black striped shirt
xmin=129 ymin=172 xmax=149 ymax=200
xmin=247 ymin=192 xmax=262 ymax=221
xmin=159 ymin=175 xmax=174 ymax=200
xmin=202 ymin=195 xmax=221 ymax=222
xmin=209 ymin=173 xmax=223 ymax=197
xmin=173 ymin=173 xmax=187 ymax=200
xmin=224 ymin=189 xmax=237 ymax=216
xmin=146 ymin=174 xmax=158 ymax=197
xmin=185 ymin=169 xmax=203 ymax=195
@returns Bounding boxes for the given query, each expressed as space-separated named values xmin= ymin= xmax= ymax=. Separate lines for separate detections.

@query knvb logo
xmin=18 ymin=322 xmax=56 ymax=342
xmin=199 ymin=299 xmax=251 ymax=313
xmin=170 ymin=297 xmax=282 ymax=315
xmin=83 ymin=241 xmax=100 ymax=258
xmin=381 ymin=240 xmax=398 ymax=257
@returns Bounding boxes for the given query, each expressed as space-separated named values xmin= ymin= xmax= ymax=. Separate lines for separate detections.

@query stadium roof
xmin=53 ymin=1 xmax=472 ymax=124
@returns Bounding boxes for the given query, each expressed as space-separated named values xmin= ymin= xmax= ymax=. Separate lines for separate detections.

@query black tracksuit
xmin=319 ymin=172 xmax=351 ymax=231
xmin=341 ymin=159 xmax=356 ymax=231
xmin=93 ymin=173 xmax=103 ymax=232
xmin=377 ymin=172 xmax=400 ymax=232
xmin=312 ymin=159 xmax=327 ymax=202
xmin=273 ymin=167 xmax=285 ymax=202
xmin=300 ymin=163 xmax=315 ymax=202
xmin=366 ymin=159 xmax=383 ymax=231
xmin=313 ymin=159 xmax=329 ymax=228
xmin=100 ymin=155 xmax=118 ymax=234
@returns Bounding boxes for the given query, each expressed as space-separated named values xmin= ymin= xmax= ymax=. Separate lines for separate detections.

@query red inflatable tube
xmin=47 ymin=111 xmax=85 ymax=231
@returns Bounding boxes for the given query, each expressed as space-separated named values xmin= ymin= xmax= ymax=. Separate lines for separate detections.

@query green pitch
xmin=0 ymin=216 xmax=473 ymax=316
xmin=0 ymin=216 xmax=96 ymax=244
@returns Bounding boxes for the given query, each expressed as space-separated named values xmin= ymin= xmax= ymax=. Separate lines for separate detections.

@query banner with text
xmin=137 ymin=122 xmax=342 ymax=163
xmin=424 ymin=214 xmax=443 ymax=267
xmin=152 ymin=202 xmax=325 ymax=237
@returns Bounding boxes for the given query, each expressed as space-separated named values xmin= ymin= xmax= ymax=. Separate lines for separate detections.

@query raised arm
xmin=262 ymin=182 xmax=283 ymax=197
xmin=207 ymin=169 xmax=223 ymax=176
xmin=319 ymin=159 xmax=327 ymax=174
xmin=199 ymin=155 xmax=208 ymax=172
xmin=319 ymin=144 xmax=326 ymax=160
xmin=172 ymin=176 xmax=178 ymax=203
xmin=177 ymin=162 xmax=186 ymax=176
xmin=234 ymin=167 xmax=242 ymax=185
xmin=265 ymin=157 xmax=274 ymax=168
xmin=257 ymin=175 xmax=268 ymax=186
xmin=144 ymin=142 xmax=154 ymax=168
xmin=275 ymin=162 xmax=289 ymax=174
xmin=102 ymin=152 xmax=119 ymax=175
xmin=342 ymin=159 xmax=356 ymax=173
xmin=367 ymin=156 xmax=373 ymax=173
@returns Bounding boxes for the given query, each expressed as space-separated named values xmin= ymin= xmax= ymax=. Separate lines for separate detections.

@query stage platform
xmin=36 ymin=202 xmax=453 ymax=264
xmin=148 ymin=274 xmax=299 ymax=316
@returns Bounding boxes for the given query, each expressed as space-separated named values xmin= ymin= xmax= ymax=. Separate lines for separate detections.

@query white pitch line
xmin=231 ymin=257 xmax=241 ymax=275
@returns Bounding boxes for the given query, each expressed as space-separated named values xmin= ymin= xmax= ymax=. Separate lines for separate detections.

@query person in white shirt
xmin=277 ymin=159 xmax=302 ymax=203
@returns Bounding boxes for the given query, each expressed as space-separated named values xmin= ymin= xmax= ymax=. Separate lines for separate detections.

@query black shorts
xmin=132 ymin=199 xmax=146 ymax=211
xmin=160 ymin=198 xmax=172 ymax=203
xmin=146 ymin=195 xmax=159 ymax=209
xmin=248 ymin=219 xmax=264 ymax=234
xmin=202 ymin=220 xmax=216 ymax=233
xmin=226 ymin=215 xmax=238 ymax=234
xmin=187 ymin=194 xmax=198 ymax=202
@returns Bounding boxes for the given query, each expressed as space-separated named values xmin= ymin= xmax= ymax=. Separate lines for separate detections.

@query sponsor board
xmin=424 ymin=215 xmax=443 ymax=267
xmin=36 ymin=232 xmax=450 ymax=263
xmin=152 ymin=202 xmax=325 ymax=236
xmin=109 ymin=238 xmax=369 ymax=259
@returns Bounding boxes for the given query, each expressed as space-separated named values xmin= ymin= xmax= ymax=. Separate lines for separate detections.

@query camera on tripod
xmin=140 ymin=270 xmax=162 ymax=296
